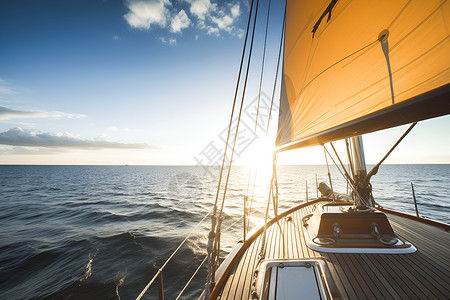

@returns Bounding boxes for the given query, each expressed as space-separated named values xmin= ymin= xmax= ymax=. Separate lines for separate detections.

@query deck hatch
xmin=303 ymin=204 xmax=417 ymax=253
xmin=254 ymin=259 xmax=340 ymax=300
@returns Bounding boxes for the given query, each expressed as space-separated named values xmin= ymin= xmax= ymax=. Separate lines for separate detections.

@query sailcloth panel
xmin=276 ymin=0 xmax=450 ymax=151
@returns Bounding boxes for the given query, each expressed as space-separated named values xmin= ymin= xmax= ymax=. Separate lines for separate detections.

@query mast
xmin=350 ymin=136 xmax=373 ymax=208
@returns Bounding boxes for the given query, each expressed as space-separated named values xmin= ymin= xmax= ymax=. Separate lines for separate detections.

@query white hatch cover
xmin=254 ymin=259 xmax=341 ymax=300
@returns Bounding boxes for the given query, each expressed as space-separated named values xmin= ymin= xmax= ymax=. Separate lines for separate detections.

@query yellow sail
xmin=276 ymin=0 xmax=450 ymax=151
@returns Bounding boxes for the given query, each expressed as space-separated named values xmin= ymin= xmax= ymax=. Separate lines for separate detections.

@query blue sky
xmin=0 ymin=0 xmax=448 ymax=165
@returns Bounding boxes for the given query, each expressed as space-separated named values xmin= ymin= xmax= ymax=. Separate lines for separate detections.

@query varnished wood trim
xmin=209 ymin=199 xmax=328 ymax=299
xmin=376 ymin=207 xmax=450 ymax=231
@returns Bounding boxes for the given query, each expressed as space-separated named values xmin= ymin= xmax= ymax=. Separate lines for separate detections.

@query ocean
xmin=0 ymin=165 xmax=448 ymax=299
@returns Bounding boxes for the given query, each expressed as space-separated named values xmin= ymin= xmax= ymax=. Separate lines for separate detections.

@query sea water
xmin=0 ymin=165 xmax=448 ymax=299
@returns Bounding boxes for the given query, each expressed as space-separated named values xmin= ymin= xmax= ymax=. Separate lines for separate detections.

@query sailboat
xmin=135 ymin=0 xmax=449 ymax=299
xmin=200 ymin=0 xmax=450 ymax=299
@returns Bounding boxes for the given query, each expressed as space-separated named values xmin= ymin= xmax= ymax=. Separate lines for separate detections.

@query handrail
xmin=376 ymin=206 xmax=450 ymax=231
xmin=176 ymin=216 xmax=244 ymax=299
xmin=209 ymin=199 xmax=327 ymax=299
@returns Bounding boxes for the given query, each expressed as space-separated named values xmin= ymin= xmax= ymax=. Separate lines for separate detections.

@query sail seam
xmin=293 ymin=39 xmax=378 ymax=105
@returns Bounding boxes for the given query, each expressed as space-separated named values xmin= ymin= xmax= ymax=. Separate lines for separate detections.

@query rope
xmin=329 ymin=141 xmax=355 ymax=187
xmin=323 ymin=144 xmax=366 ymax=205
xmin=266 ymin=5 xmax=286 ymax=135
xmin=364 ymin=122 xmax=417 ymax=186
xmin=176 ymin=256 xmax=208 ymax=300
xmin=345 ymin=138 xmax=355 ymax=179
xmin=254 ymin=0 xmax=272 ymax=131
xmin=176 ymin=215 xmax=244 ymax=300
xmin=205 ymin=0 xmax=256 ymax=293
xmin=136 ymin=209 xmax=212 ymax=300
xmin=213 ymin=0 xmax=261 ymax=283
xmin=247 ymin=169 xmax=258 ymax=233
xmin=259 ymin=171 xmax=273 ymax=259
xmin=323 ymin=145 xmax=335 ymax=200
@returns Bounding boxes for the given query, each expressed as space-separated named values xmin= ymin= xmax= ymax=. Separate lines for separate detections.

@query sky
xmin=0 ymin=0 xmax=449 ymax=166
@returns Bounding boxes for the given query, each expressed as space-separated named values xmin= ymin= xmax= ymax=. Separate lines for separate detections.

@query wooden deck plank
xmin=382 ymin=253 xmax=436 ymax=299
xmin=393 ymin=222 xmax=449 ymax=259
xmin=341 ymin=253 xmax=379 ymax=299
xmin=329 ymin=253 xmax=369 ymax=299
xmin=395 ymin=253 xmax=450 ymax=297
xmin=268 ymin=219 xmax=279 ymax=259
xmin=388 ymin=214 xmax=450 ymax=248
xmin=239 ymin=234 xmax=262 ymax=299
xmin=287 ymin=216 xmax=298 ymax=258
xmin=265 ymin=221 xmax=276 ymax=259
xmin=292 ymin=210 xmax=304 ymax=258
xmin=358 ymin=254 xmax=402 ymax=300
xmin=220 ymin=239 xmax=252 ymax=299
xmin=226 ymin=242 xmax=251 ymax=299
xmin=375 ymin=253 xmax=426 ymax=299
xmin=323 ymin=253 xmax=357 ymax=299
xmin=215 ymin=201 xmax=450 ymax=300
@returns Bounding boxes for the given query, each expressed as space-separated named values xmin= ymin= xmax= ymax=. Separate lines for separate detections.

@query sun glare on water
xmin=239 ymin=135 xmax=276 ymax=228
xmin=248 ymin=137 xmax=275 ymax=180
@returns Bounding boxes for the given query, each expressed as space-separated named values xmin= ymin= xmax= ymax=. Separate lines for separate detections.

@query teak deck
xmin=213 ymin=200 xmax=450 ymax=299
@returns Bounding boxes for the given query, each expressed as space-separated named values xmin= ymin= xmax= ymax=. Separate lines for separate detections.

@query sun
xmin=240 ymin=134 xmax=276 ymax=197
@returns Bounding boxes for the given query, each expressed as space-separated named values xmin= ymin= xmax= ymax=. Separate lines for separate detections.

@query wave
xmin=1 ymin=165 xmax=448 ymax=299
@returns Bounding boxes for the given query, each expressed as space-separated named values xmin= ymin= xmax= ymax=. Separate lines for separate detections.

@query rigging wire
xmin=245 ymin=2 xmax=285 ymax=231
xmin=364 ymin=122 xmax=418 ymax=186
xmin=246 ymin=0 xmax=285 ymax=236
xmin=176 ymin=256 xmax=208 ymax=300
xmin=329 ymin=141 xmax=356 ymax=187
xmin=208 ymin=0 xmax=261 ymax=294
xmin=254 ymin=0 xmax=272 ymax=131
xmin=344 ymin=139 xmax=354 ymax=195
xmin=345 ymin=138 xmax=355 ymax=179
xmin=205 ymin=0 xmax=256 ymax=293
xmin=176 ymin=215 xmax=244 ymax=300
xmin=323 ymin=145 xmax=335 ymax=200
xmin=246 ymin=169 xmax=258 ymax=233
xmin=137 ymin=209 xmax=212 ymax=300
xmin=266 ymin=4 xmax=286 ymax=135
xmin=323 ymin=144 xmax=366 ymax=205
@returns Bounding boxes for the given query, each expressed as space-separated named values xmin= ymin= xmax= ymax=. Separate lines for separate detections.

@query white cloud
xmin=123 ymin=0 xmax=243 ymax=38
xmin=230 ymin=3 xmax=240 ymax=18
xmin=186 ymin=0 xmax=215 ymax=20
xmin=170 ymin=10 xmax=191 ymax=33
xmin=112 ymin=35 xmax=119 ymax=40
xmin=0 ymin=127 xmax=155 ymax=149
xmin=210 ymin=3 xmax=240 ymax=33
xmin=0 ymin=79 xmax=18 ymax=95
xmin=188 ymin=1 xmax=241 ymax=36
xmin=124 ymin=0 xmax=171 ymax=30
xmin=160 ymin=37 xmax=176 ymax=45
xmin=47 ymin=111 xmax=87 ymax=119
xmin=0 ymin=106 xmax=86 ymax=121
xmin=0 ymin=146 xmax=66 ymax=155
